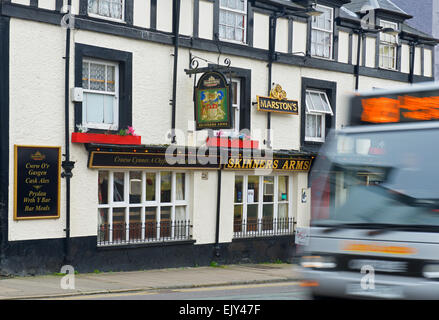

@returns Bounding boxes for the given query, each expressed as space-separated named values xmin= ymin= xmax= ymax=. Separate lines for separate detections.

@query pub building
xmin=0 ymin=0 xmax=436 ymax=275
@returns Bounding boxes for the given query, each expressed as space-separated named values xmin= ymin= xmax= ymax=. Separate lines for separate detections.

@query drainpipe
xmin=354 ymin=29 xmax=363 ymax=90
xmin=61 ymin=2 xmax=75 ymax=265
xmin=214 ymin=168 xmax=222 ymax=258
xmin=266 ymin=13 xmax=278 ymax=149
xmin=170 ymin=0 xmax=181 ymax=144
xmin=409 ymin=40 xmax=417 ymax=84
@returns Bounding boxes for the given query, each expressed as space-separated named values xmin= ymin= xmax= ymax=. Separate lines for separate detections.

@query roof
xmin=336 ymin=0 xmax=438 ymax=42
xmin=343 ymin=0 xmax=411 ymax=17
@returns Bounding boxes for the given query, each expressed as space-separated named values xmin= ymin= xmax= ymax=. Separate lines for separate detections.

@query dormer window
xmin=379 ymin=20 xmax=398 ymax=70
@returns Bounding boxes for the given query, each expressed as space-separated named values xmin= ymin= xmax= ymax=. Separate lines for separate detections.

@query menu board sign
xmin=14 ymin=145 xmax=61 ymax=220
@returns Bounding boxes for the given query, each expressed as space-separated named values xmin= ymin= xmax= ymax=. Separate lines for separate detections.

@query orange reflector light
xmin=300 ymin=280 xmax=319 ymax=287
xmin=342 ymin=242 xmax=416 ymax=255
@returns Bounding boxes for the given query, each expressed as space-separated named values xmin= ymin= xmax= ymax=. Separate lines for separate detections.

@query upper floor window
xmin=82 ymin=59 xmax=119 ymax=130
xmin=305 ymin=89 xmax=333 ymax=143
xmin=379 ymin=20 xmax=398 ymax=70
xmin=311 ymin=4 xmax=333 ymax=59
xmin=219 ymin=0 xmax=247 ymax=44
xmin=88 ymin=0 xmax=124 ymax=21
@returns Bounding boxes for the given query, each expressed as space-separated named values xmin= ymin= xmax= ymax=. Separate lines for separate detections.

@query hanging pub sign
xmin=14 ymin=145 xmax=61 ymax=220
xmin=195 ymin=71 xmax=232 ymax=130
xmin=257 ymin=84 xmax=298 ymax=114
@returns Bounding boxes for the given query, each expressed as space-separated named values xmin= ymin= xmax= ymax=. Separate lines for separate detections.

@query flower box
xmin=71 ymin=132 xmax=141 ymax=145
xmin=206 ymin=137 xmax=259 ymax=149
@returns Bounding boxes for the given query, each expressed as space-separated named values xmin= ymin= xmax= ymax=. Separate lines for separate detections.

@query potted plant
xmin=71 ymin=125 xmax=141 ymax=145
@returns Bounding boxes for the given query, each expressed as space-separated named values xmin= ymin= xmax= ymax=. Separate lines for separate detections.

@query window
xmin=82 ymin=59 xmax=119 ymax=130
xmin=219 ymin=0 xmax=247 ymax=44
xmin=215 ymin=78 xmax=241 ymax=137
xmin=88 ymin=0 xmax=124 ymax=21
xmin=311 ymin=4 xmax=333 ymax=59
xmin=98 ymin=171 xmax=190 ymax=246
xmin=234 ymin=175 xmax=293 ymax=238
xmin=379 ymin=20 xmax=398 ymax=70
xmin=305 ymin=90 xmax=333 ymax=143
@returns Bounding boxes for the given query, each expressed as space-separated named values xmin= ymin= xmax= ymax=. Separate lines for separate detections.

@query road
xmin=46 ymin=281 xmax=310 ymax=300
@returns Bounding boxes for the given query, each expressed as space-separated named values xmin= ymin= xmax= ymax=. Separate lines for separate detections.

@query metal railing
xmin=98 ymin=220 xmax=192 ymax=246
xmin=233 ymin=217 xmax=294 ymax=238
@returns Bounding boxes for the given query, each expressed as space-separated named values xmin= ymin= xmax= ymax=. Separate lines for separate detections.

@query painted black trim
xmin=300 ymin=77 xmax=337 ymax=154
xmin=213 ymin=0 xmax=219 ymax=41
xmin=79 ymin=0 xmax=87 ymax=15
xmin=333 ymin=7 xmax=339 ymax=61
xmin=361 ymin=33 xmax=366 ymax=67
xmin=0 ymin=3 xmax=434 ymax=84
xmin=56 ymin=0 xmax=63 ymax=11
xmin=247 ymin=1 xmax=254 ymax=47
xmin=30 ymin=0 xmax=38 ymax=7
xmin=193 ymin=0 xmax=199 ymax=38
xmin=0 ymin=16 xmax=10 ymax=269
xmin=348 ymin=31 xmax=353 ymax=64
xmin=74 ymin=43 xmax=133 ymax=133
xmin=287 ymin=17 xmax=293 ymax=54
xmin=0 ymin=235 xmax=295 ymax=276
xmin=150 ymin=0 xmax=157 ymax=30
xmin=124 ymin=0 xmax=133 ymax=25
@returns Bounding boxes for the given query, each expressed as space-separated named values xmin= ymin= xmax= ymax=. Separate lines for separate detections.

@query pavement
xmin=0 ymin=263 xmax=303 ymax=300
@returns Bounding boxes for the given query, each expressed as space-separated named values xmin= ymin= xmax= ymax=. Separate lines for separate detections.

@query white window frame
xmin=82 ymin=59 xmax=119 ymax=131
xmin=305 ymin=89 xmax=333 ymax=143
xmin=310 ymin=4 xmax=334 ymax=60
xmin=233 ymin=174 xmax=294 ymax=237
xmin=379 ymin=20 xmax=398 ymax=70
xmin=216 ymin=78 xmax=241 ymax=137
xmin=87 ymin=0 xmax=125 ymax=23
xmin=219 ymin=0 xmax=248 ymax=44
xmin=97 ymin=170 xmax=190 ymax=245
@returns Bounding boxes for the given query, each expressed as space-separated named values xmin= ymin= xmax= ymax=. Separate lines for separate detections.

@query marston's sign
xmin=14 ymin=145 xmax=61 ymax=220
xmin=257 ymin=84 xmax=298 ymax=115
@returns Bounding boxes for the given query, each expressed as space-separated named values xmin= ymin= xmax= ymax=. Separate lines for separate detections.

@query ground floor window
xmin=97 ymin=170 xmax=190 ymax=246
xmin=233 ymin=174 xmax=294 ymax=238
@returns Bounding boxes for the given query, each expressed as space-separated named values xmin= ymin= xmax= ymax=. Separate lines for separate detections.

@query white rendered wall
xmin=157 ymin=0 xmax=173 ymax=33
xmin=11 ymin=0 xmax=30 ymax=5
xmin=365 ymin=36 xmax=376 ymax=68
xmin=39 ymin=0 xmax=56 ymax=10
xmin=198 ymin=0 xmax=213 ymax=40
xmin=337 ymin=31 xmax=349 ymax=64
xmin=180 ymin=0 xmax=193 ymax=37
xmin=9 ymin=19 xmax=67 ymax=241
xmin=134 ymin=0 xmax=150 ymax=29
xmin=275 ymin=18 xmax=289 ymax=54
xmin=292 ymin=21 xmax=307 ymax=55
xmin=424 ymin=48 xmax=433 ymax=77
xmin=401 ymin=43 xmax=410 ymax=73
xmin=253 ymin=12 xmax=269 ymax=50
